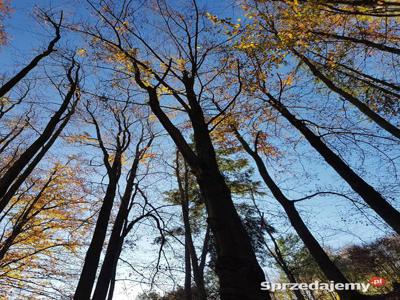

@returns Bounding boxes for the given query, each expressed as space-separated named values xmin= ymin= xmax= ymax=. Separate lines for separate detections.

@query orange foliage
xmin=0 ymin=161 xmax=91 ymax=299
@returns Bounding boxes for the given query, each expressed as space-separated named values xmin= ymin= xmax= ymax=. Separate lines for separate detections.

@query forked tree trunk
xmin=0 ymin=63 xmax=80 ymax=214
xmin=181 ymin=200 xmax=207 ymax=299
xmin=177 ymin=156 xmax=207 ymax=300
xmin=91 ymin=185 xmax=131 ymax=300
xmin=74 ymin=173 xmax=120 ymax=299
xmin=92 ymin=137 xmax=152 ymax=299
xmin=92 ymin=164 xmax=140 ymax=299
xmin=236 ymin=128 xmax=388 ymax=299
xmin=146 ymin=83 xmax=269 ymax=300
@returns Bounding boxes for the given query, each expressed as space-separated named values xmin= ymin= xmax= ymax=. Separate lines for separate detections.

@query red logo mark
xmin=369 ymin=277 xmax=386 ymax=287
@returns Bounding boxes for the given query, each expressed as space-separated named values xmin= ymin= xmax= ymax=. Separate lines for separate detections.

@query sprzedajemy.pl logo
xmin=261 ymin=277 xmax=386 ymax=292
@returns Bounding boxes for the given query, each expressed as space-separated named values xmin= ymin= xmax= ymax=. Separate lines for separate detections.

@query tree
xmin=227 ymin=125 xmax=363 ymax=299
xmin=0 ymin=161 xmax=91 ymax=299
xmin=70 ymin=92 xmax=160 ymax=299
xmin=271 ymin=0 xmax=400 ymax=17
xmin=171 ymin=150 xmax=208 ymax=300
xmin=0 ymin=11 xmax=62 ymax=97
xmin=92 ymin=127 xmax=155 ymax=300
xmin=239 ymin=0 xmax=400 ymax=138
xmin=1 ymin=1 xmax=399 ymax=299
xmin=164 ymin=144 xmax=275 ymax=300
xmin=274 ymin=233 xmax=400 ymax=299
xmin=217 ymin=0 xmax=400 ymax=234
xmin=0 ymin=0 xmax=11 ymax=45
xmin=0 ymin=57 xmax=81 ymax=215
xmin=77 ymin=1 xmax=270 ymax=298
xmin=337 ymin=234 xmax=400 ymax=295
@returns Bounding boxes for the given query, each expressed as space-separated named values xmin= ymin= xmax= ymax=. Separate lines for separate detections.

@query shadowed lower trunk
xmin=184 ymin=239 xmax=192 ymax=300
xmin=91 ymin=183 xmax=131 ymax=300
xmin=74 ymin=173 xmax=120 ymax=299
xmin=176 ymin=155 xmax=207 ymax=300
xmin=106 ymin=261 xmax=118 ymax=300
xmin=105 ymin=234 xmax=124 ymax=300
xmin=92 ymin=137 xmax=152 ymax=300
xmin=92 ymin=187 xmax=135 ymax=298
xmin=182 ymin=200 xmax=207 ymax=299
xmin=145 ymin=82 xmax=269 ymax=299
xmin=195 ymin=172 xmax=268 ymax=300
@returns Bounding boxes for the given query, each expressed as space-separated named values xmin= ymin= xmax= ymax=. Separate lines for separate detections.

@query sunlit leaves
xmin=77 ymin=48 xmax=88 ymax=57
xmin=0 ymin=161 xmax=91 ymax=298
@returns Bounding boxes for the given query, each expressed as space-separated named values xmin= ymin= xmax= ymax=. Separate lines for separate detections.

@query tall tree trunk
xmin=106 ymin=234 xmax=124 ymax=300
xmin=0 ymin=14 xmax=62 ymax=98
xmin=234 ymin=130 xmax=360 ymax=299
xmin=294 ymin=50 xmax=400 ymax=139
xmin=106 ymin=268 xmax=117 ymax=300
xmin=92 ymin=186 xmax=136 ymax=298
xmin=184 ymin=238 xmax=193 ymax=300
xmin=266 ymin=93 xmax=400 ymax=234
xmin=92 ymin=138 xmax=151 ymax=299
xmin=186 ymin=77 xmax=268 ymax=300
xmin=0 ymin=63 xmax=79 ymax=214
xmin=74 ymin=174 xmax=120 ymax=300
xmin=176 ymin=155 xmax=207 ymax=300
xmin=91 ymin=185 xmax=131 ymax=300
xmin=93 ymin=210 xmax=158 ymax=300
xmin=195 ymin=172 xmax=267 ymax=300
xmin=199 ymin=225 xmax=210 ymax=278
xmin=145 ymin=83 xmax=269 ymax=300
xmin=181 ymin=199 xmax=207 ymax=300
xmin=312 ymin=31 xmax=400 ymax=56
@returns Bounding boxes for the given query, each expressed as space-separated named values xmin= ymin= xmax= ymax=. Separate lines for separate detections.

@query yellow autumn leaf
xmin=282 ymin=75 xmax=294 ymax=86
xmin=176 ymin=58 xmax=186 ymax=71
xmin=77 ymin=48 xmax=87 ymax=57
